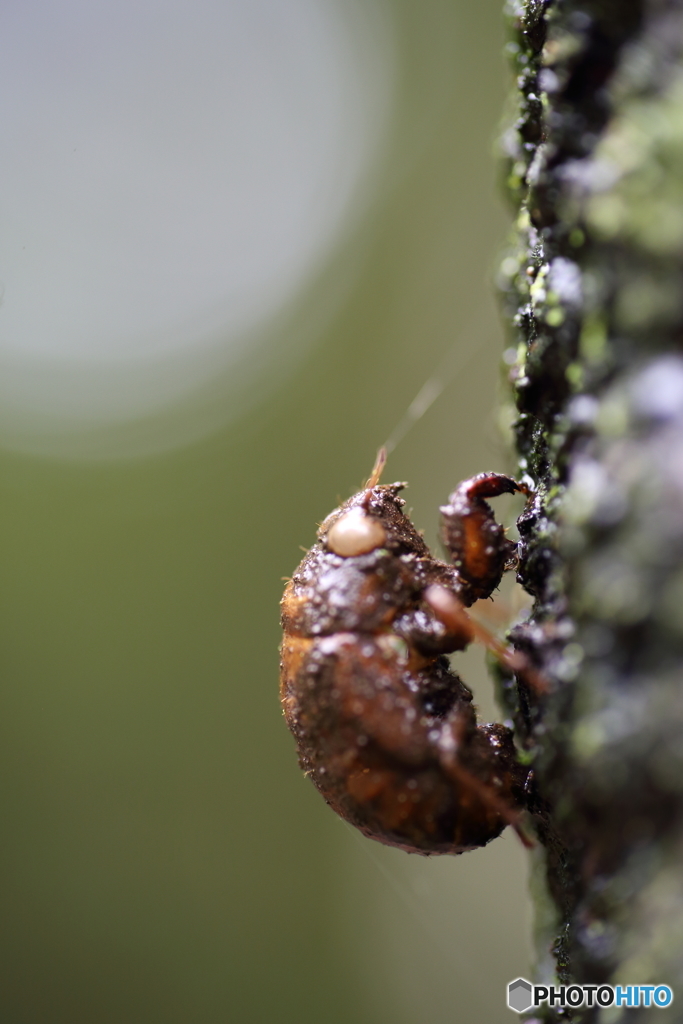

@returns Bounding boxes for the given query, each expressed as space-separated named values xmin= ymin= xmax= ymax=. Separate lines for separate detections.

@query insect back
xmin=280 ymin=467 xmax=530 ymax=855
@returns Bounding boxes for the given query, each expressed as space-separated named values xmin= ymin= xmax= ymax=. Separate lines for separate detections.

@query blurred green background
xmin=0 ymin=1 xmax=533 ymax=1021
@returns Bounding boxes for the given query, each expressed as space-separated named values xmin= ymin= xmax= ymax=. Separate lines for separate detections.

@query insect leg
xmin=436 ymin=708 xmax=534 ymax=848
xmin=424 ymin=583 xmax=548 ymax=694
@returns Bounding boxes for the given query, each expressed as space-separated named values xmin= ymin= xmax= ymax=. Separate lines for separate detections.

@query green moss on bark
xmin=500 ymin=1 xmax=683 ymax=1019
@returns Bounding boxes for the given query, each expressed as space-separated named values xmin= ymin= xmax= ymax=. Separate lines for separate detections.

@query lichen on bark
xmin=499 ymin=1 xmax=683 ymax=1018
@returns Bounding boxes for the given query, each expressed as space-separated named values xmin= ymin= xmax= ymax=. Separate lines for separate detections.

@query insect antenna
xmin=365 ymin=446 xmax=387 ymax=489
xmin=379 ymin=309 xmax=492 ymax=458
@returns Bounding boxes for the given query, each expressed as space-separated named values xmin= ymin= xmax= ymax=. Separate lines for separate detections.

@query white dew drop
xmin=326 ymin=508 xmax=387 ymax=557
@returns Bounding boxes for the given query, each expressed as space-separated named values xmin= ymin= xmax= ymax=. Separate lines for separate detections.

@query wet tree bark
xmin=499 ymin=1 xmax=683 ymax=1019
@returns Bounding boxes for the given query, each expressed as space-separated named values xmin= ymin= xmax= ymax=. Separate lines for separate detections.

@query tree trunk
xmin=501 ymin=1 xmax=683 ymax=1019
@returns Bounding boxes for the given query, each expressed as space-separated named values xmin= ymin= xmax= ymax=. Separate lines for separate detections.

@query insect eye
xmin=325 ymin=509 xmax=387 ymax=557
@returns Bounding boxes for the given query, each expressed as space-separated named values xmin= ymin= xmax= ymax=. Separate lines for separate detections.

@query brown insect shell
xmin=280 ymin=483 xmax=526 ymax=855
